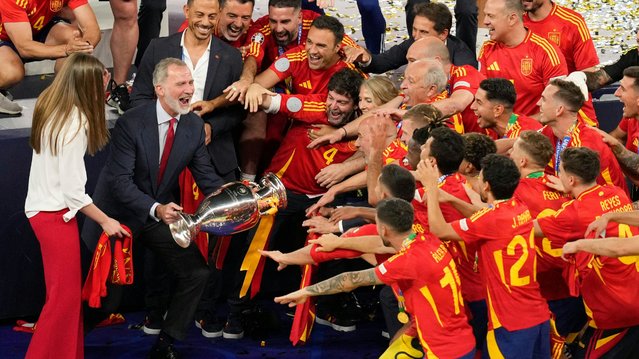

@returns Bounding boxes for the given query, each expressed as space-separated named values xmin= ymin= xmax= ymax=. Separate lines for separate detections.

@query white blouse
xmin=25 ymin=108 xmax=93 ymax=222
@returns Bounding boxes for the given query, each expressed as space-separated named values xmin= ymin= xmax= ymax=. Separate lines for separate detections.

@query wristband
xmin=341 ymin=127 xmax=348 ymax=138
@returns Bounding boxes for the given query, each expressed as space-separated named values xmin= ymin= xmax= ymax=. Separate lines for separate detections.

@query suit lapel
xmin=142 ymin=104 xmax=161 ymax=195
xmin=203 ymin=38 xmax=222 ymax=98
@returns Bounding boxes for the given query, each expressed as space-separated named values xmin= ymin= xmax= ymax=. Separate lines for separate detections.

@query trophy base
xmin=169 ymin=215 xmax=195 ymax=248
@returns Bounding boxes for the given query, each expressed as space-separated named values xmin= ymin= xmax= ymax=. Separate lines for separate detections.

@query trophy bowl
xmin=169 ymin=173 xmax=287 ymax=248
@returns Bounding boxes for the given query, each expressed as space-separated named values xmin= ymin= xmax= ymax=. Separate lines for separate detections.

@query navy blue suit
xmin=131 ymin=32 xmax=245 ymax=179
xmin=82 ymin=102 xmax=224 ymax=341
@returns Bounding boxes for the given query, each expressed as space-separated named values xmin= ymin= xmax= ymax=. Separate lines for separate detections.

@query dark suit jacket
xmin=81 ymin=102 xmax=225 ymax=251
xmin=130 ymin=32 xmax=245 ymax=177
xmin=362 ymin=34 xmax=478 ymax=74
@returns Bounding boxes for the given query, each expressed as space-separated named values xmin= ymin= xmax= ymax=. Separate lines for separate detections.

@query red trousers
xmin=26 ymin=210 xmax=83 ymax=359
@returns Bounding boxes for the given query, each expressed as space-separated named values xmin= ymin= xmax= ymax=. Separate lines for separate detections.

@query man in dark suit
xmin=83 ymin=58 xmax=225 ymax=359
xmin=344 ymin=2 xmax=477 ymax=73
xmin=130 ymin=0 xmax=245 ymax=182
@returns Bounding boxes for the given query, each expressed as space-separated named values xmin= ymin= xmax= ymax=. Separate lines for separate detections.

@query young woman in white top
xmin=24 ymin=53 xmax=129 ymax=359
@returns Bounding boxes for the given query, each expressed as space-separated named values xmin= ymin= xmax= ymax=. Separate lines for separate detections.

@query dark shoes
xmin=147 ymin=344 xmax=179 ymax=359
xmin=196 ymin=317 xmax=224 ymax=338
xmin=315 ymin=312 xmax=357 ymax=332
xmin=142 ymin=314 xmax=163 ymax=335
xmin=222 ymin=315 xmax=244 ymax=339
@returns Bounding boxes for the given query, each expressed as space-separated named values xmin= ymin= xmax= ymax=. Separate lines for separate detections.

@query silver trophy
xmin=169 ymin=173 xmax=287 ymax=248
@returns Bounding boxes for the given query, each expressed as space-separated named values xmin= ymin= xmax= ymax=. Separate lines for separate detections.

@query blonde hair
xmin=30 ymin=53 xmax=108 ymax=156
xmin=361 ymin=76 xmax=399 ymax=106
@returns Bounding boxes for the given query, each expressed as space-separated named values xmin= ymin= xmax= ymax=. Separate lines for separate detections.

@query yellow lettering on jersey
xmin=16 ymin=0 xmax=28 ymax=8
xmin=617 ymin=224 xmax=639 ymax=271
xmin=511 ymin=210 xmax=532 ymax=229
xmin=430 ymin=245 xmax=447 ymax=264
xmin=542 ymin=191 xmax=561 ymax=201
xmin=599 ymin=195 xmax=621 ymax=212
xmin=494 ymin=233 xmax=534 ymax=289
xmin=412 ymin=223 xmax=425 ymax=234
xmin=192 ymin=181 xmax=200 ymax=201
xmin=33 ymin=16 xmax=45 ymax=31
xmin=322 ymin=148 xmax=337 ymax=166
xmin=419 ymin=285 xmax=443 ymax=327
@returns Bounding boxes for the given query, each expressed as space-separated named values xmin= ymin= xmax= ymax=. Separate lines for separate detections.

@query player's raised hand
xmin=415 ymin=159 xmax=439 ymax=191
xmin=224 ymin=78 xmax=252 ymax=103
xmin=191 ymin=100 xmax=215 ymax=117
xmin=545 ymin=174 xmax=567 ymax=193
xmin=244 ymin=83 xmax=275 ymax=112
xmin=342 ymin=46 xmax=371 ymax=64
xmin=315 ymin=162 xmax=348 ymax=188
xmin=306 ymin=190 xmax=336 ymax=216
xmin=307 ymin=233 xmax=341 ymax=252
xmin=258 ymin=250 xmax=288 ymax=271
xmin=302 ymin=216 xmax=339 ymax=234
xmin=329 ymin=206 xmax=359 ymax=223
xmin=66 ymin=30 xmax=94 ymax=55
xmin=307 ymin=130 xmax=344 ymax=149
xmin=308 ymin=124 xmax=336 ymax=140
xmin=561 ymin=241 xmax=579 ymax=261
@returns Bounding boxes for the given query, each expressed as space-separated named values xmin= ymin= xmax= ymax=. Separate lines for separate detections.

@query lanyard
xmin=554 ymin=124 xmax=575 ymax=175
xmin=438 ymin=173 xmax=452 ymax=186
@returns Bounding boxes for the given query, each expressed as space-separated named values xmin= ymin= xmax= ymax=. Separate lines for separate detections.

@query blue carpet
xmin=0 ymin=306 xmax=387 ymax=358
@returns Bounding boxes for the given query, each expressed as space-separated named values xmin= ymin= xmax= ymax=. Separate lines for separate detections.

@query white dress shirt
xmin=181 ymin=31 xmax=211 ymax=104
xmin=25 ymin=108 xmax=93 ymax=222
xmin=150 ymin=101 xmax=181 ymax=221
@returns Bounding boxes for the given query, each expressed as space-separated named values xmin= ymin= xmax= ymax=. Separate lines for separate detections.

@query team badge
xmin=286 ymin=97 xmax=302 ymax=113
xmin=251 ymin=32 xmax=265 ymax=44
xmin=274 ymin=58 xmax=290 ymax=72
xmin=521 ymin=58 xmax=533 ymax=76
xmin=548 ymin=31 xmax=561 ymax=46
xmin=50 ymin=0 xmax=64 ymax=12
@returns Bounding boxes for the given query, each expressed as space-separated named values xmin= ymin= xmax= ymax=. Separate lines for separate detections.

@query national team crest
xmin=521 ymin=58 xmax=533 ymax=76
xmin=251 ymin=32 xmax=265 ymax=44
xmin=50 ymin=0 xmax=64 ymax=12
xmin=548 ymin=32 xmax=561 ymax=46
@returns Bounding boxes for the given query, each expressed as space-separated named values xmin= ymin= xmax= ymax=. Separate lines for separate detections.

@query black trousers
xmin=85 ymin=221 xmax=209 ymax=341
xmin=135 ymin=0 xmax=167 ymax=67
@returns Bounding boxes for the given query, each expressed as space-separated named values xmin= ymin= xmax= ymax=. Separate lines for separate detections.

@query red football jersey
xmin=246 ymin=10 xmax=360 ymax=70
xmin=541 ymin=123 xmax=628 ymax=194
xmin=265 ymin=93 xmax=357 ymax=194
xmin=376 ymin=235 xmax=476 ymax=358
xmin=523 ymin=3 xmax=599 ymax=73
xmin=0 ymin=0 xmax=87 ymax=41
xmin=309 ymin=223 xmax=392 ymax=265
xmin=449 ymin=64 xmax=486 ymax=134
xmin=382 ymin=137 xmax=408 ymax=165
xmin=478 ymin=30 xmax=568 ymax=116
xmin=537 ymin=184 xmax=639 ymax=329
xmin=485 ymin=113 xmax=542 ymax=140
xmin=513 ymin=174 xmax=571 ymax=300
xmin=269 ymin=44 xmax=361 ymax=95
xmin=424 ymin=90 xmax=465 ymax=134
xmin=451 ymin=199 xmax=549 ymax=331
xmin=618 ymin=117 xmax=639 ymax=153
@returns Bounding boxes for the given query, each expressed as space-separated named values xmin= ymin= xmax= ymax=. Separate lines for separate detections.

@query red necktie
xmin=157 ymin=118 xmax=176 ymax=183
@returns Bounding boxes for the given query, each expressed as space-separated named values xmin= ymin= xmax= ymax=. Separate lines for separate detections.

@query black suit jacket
xmin=130 ymin=32 xmax=245 ymax=176
xmin=81 ymin=102 xmax=225 ymax=251
xmin=362 ymin=34 xmax=478 ymax=74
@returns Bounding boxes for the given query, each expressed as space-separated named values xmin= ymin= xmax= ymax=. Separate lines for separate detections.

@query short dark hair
xmin=328 ymin=69 xmax=364 ymax=102
xmin=413 ymin=2 xmax=452 ymax=33
xmin=311 ymin=15 xmax=345 ymax=45
xmin=268 ymin=0 xmax=301 ymax=9
xmin=376 ymin=198 xmax=414 ymax=233
xmin=412 ymin=126 xmax=430 ymax=146
xmin=463 ymin=133 xmax=497 ymax=170
xmin=479 ymin=78 xmax=517 ymax=109
xmin=549 ymin=79 xmax=585 ymax=112
xmin=623 ymin=66 xmax=639 ymax=91
xmin=517 ymin=130 xmax=553 ymax=168
xmin=428 ymin=126 xmax=465 ymax=175
xmin=481 ymin=154 xmax=521 ymax=200
xmin=379 ymin=164 xmax=416 ymax=202
xmin=219 ymin=0 xmax=255 ymax=9
xmin=560 ymin=147 xmax=600 ymax=184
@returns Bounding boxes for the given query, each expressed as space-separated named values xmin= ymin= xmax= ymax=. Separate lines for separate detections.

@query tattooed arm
xmin=274 ymin=268 xmax=382 ymax=307
xmin=584 ymin=69 xmax=613 ymax=92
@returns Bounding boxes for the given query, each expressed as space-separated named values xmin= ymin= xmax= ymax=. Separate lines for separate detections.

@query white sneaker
xmin=0 ymin=90 xmax=22 ymax=114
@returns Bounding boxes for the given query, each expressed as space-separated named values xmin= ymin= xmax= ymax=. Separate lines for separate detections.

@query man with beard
xmin=522 ymin=0 xmax=600 ymax=126
xmin=223 ymin=69 xmax=363 ymax=338
xmin=471 ymin=78 xmax=541 ymax=141
xmin=537 ymin=79 xmax=628 ymax=193
xmin=130 ymin=0 xmax=244 ymax=182
xmin=82 ymin=58 xmax=225 ymax=359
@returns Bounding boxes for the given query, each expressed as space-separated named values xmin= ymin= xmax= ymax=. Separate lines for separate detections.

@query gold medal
xmin=397 ymin=311 xmax=409 ymax=324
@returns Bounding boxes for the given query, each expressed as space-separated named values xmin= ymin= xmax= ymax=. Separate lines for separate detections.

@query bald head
xmin=407 ymin=37 xmax=450 ymax=64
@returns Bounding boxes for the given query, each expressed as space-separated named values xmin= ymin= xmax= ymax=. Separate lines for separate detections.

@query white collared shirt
xmin=180 ymin=31 xmax=211 ymax=103
xmin=156 ymin=101 xmax=180 ymax=163
xmin=25 ymin=108 xmax=93 ymax=221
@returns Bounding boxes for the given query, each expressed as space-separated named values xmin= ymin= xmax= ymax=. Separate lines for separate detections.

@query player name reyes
xmin=511 ymin=210 xmax=532 ymax=229
xmin=599 ymin=195 xmax=628 ymax=212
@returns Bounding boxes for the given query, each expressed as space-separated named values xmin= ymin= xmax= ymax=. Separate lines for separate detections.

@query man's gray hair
xmin=153 ymin=58 xmax=188 ymax=87
xmin=420 ymin=59 xmax=448 ymax=93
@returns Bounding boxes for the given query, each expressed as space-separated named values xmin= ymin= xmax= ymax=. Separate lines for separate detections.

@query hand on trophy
xmin=156 ymin=202 xmax=184 ymax=224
